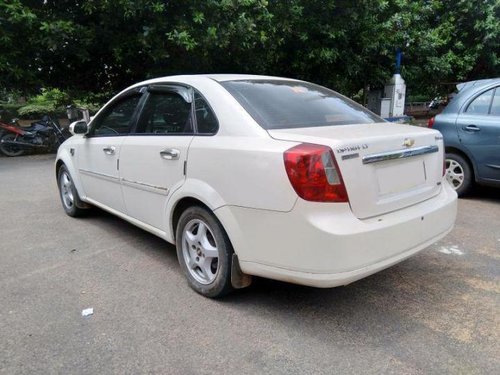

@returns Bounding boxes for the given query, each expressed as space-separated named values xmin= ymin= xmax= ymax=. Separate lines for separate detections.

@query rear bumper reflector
xmin=362 ymin=145 xmax=439 ymax=164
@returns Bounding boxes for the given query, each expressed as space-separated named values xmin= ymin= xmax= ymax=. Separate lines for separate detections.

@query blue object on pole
xmin=395 ymin=48 xmax=402 ymax=74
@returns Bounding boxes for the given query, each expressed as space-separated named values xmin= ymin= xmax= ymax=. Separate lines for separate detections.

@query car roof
xmin=456 ymin=78 xmax=500 ymax=92
xmin=117 ymin=74 xmax=302 ymax=102
xmin=129 ymin=74 xmax=297 ymax=88
xmin=443 ymin=77 xmax=500 ymax=113
xmin=203 ymin=74 xmax=296 ymax=82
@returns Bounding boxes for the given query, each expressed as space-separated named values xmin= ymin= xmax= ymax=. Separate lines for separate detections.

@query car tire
xmin=0 ymin=133 xmax=25 ymax=157
xmin=57 ymin=164 xmax=89 ymax=217
xmin=175 ymin=206 xmax=234 ymax=298
xmin=445 ymin=153 xmax=473 ymax=196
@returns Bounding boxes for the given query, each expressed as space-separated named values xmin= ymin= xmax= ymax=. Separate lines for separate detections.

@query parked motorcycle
xmin=0 ymin=115 xmax=71 ymax=157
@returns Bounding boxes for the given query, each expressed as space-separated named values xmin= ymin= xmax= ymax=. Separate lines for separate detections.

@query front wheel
xmin=445 ymin=153 xmax=473 ymax=196
xmin=176 ymin=206 xmax=234 ymax=298
xmin=0 ymin=133 xmax=25 ymax=157
xmin=57 ymin=165 xmax=89 ymax=217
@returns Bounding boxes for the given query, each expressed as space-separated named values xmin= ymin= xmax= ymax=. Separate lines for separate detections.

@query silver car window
xmin=465 ymin=88 xmax=494 ymax=115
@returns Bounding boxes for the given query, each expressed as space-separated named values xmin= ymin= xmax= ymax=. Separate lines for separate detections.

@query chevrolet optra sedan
xmin=56 ymin=75 xmax=457 ymax=297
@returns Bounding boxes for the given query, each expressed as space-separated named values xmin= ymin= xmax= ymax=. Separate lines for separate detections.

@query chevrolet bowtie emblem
xmin=403 ymin=138 xmax=415 ymax=147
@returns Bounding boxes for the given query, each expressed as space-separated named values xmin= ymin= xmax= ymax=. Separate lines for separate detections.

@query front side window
xmin=135 ymin=92 xmax=193 ymax=134
xmin=194 ymin=92 xmax=218 ymax=134
xmin=466 ymin=88 xmax=494 ymax=115
xmin=91 ymin=94 xmax=141 ymax=136
xmin=221 ymin=80 xmax=382 ymax=129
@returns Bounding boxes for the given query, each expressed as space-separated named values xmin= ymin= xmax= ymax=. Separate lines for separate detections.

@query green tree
xmin=1 ymin=0 xmax=498 ymax=101
xmin=0 ymin=0 xmax=38 ymax=93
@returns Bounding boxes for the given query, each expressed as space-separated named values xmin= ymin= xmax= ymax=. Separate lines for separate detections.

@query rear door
xmin=119 ymin=85 xmax=194 ymax=230
xmin=78 ymin=91 xmax=143 ymax=212
xmin=457 ymin=86 xmax=500 ymax=181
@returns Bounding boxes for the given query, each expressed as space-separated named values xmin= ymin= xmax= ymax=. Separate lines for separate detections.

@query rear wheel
xmin=0 ymin=133 xmax=25 ymax=157
xmin=445 ymin=153 xmax=473 ymax=196
xmin=57 ymin=165 xmax=89 ymax=217
xmin=176 ymin=206 xmax=234 ymax=298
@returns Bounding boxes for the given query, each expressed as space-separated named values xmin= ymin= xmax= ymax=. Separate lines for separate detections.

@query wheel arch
xmin=55 ymin=158 xmax=65 ymax=178
xmin=165 ymin=178 xmax=227 ymax=240
xmin=167 ymin=189 xmax=251 ymax=292
xmin=171 ymin=197 xmax=212 ymax=242
xmin=55 ymin=150 xmax=86 ymax=199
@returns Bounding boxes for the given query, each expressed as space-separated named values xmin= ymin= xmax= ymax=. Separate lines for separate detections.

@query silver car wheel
xmin=181 ymin=219 xmax=220 ymax=285
xmin=59 ymin=171 xmax=75 ymax=209
xmin=445 ymin=159 xmax=465 ymax=190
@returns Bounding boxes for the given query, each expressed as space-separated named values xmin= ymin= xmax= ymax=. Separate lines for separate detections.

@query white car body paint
xmin=56 ymin=74 xmax=457 ymax=288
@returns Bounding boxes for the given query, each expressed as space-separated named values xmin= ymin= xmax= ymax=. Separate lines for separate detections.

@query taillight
xmin=283 ymin=143 xmax=348 ymax=202
xmin=428 ymin=117 xmax=435 ymax=128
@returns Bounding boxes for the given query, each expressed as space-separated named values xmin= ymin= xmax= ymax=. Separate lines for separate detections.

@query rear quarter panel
xmin=434 ymin=113 xmax=460 ymax=148
xmin=186 ymin=135 xmax=299 ymax=212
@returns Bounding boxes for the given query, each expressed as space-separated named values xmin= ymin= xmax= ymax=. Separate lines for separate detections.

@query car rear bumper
xmin=216 ymin=181 xmax=457 ymax=288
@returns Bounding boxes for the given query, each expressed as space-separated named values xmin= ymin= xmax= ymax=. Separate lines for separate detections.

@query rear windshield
xmin=221 ymin=80 xmax=382 ymax=129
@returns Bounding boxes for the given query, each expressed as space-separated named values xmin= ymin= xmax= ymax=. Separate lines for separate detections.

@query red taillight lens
xmin=283 ymin=143 xmax=349 ymax=202
xmin=428 ymin=117 xmax=435 ymax=128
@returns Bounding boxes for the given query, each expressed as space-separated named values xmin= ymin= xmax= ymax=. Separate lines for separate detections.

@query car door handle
xmin=160 ymin=148 xmax=180 ymax=160
xmin=464 ymin=125 xmax=480 ymax=132
xmin=103 ymin=146 xmax=116 ymax=155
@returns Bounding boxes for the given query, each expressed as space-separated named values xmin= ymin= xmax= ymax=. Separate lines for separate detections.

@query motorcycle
xmin=0 ymin=115 xmax=71 ymax=157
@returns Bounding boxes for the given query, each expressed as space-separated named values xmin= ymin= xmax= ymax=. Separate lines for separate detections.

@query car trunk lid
xmin=269 ymin=123 xmax=444 ymax=219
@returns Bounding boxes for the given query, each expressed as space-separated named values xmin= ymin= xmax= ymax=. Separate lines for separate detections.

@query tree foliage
xmin=0 ymin=0 xmax=498 ymax=101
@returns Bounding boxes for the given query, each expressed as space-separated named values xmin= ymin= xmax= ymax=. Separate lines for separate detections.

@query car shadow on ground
xmin=85 ymin=208 xmax=179 ymax=264
xmin=87 ymin=205 xmax=453 ymax=315
xmin=222 ymin=257 xmax=443 ymax=309
xmin=78 ymin=188 xmax=494 ymax=318
xmin=463 ymin=185 xmax=499 ymax=203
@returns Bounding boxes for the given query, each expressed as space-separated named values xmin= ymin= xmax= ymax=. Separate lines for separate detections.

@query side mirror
xmin=69 ymin=120 xmax=89 ymax=135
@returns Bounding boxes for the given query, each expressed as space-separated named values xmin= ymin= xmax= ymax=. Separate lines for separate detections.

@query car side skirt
xmin=84 ymin=197 xmax=170 ymax=242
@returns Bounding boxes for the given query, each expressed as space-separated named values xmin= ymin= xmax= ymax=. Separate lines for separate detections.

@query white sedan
xmin=56 ymin=75 xmax=457 ymax=298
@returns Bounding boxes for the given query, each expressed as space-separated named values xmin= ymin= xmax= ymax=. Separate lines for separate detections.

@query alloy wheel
xmin=60 ymin=171 xmax=75 ymax=209
xmin=445 ymin=158 xmax=465 ymax=190
xmin=181 ymin=219 xmax=220 ymax=285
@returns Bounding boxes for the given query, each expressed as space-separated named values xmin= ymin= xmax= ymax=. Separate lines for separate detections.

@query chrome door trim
xmin=79 ymin=168 xmax=120 ymax=183
xmin=121 ymin=178 xmax=169 ymax=196
xmin=362 ymin=145 xmax=439 ymax=164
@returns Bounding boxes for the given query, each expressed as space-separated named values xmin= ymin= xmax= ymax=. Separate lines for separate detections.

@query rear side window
xmin=136 ymin=92 xmax=193 ymax=134
xmin=194 ymin=92 xmax=218 ymax=134
xmin=466 ymin=88 xmax=494 ymax=115
xmin=221 ymin=80 xmax=382 ymax=129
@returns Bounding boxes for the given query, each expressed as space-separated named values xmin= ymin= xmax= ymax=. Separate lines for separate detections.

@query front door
xmin=119 ymin=86 xmax=194 ymax=230
xmin=78 ymin=92 xmax=143 ymax=212
xmin=457 ymin=86 xmax=500 ymax=181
